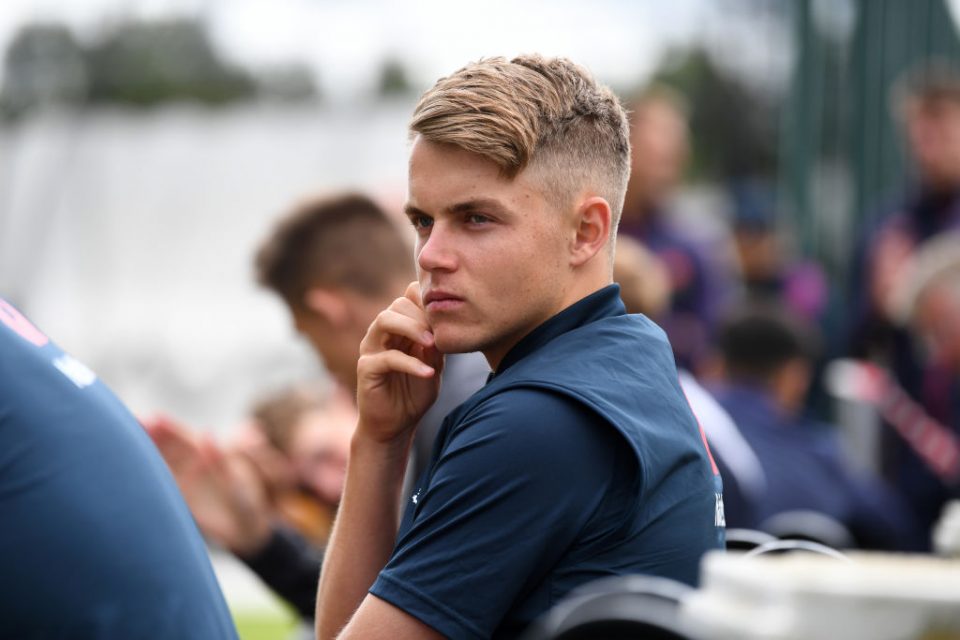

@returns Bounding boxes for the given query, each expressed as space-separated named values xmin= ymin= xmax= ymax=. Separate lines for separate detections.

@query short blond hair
xmin=410 ymin=55 xmax=631 ymax=225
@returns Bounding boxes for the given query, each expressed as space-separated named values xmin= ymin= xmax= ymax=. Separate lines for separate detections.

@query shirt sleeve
xmin=370 ymin=387 xmax=631 ymax=639
xmin=239 ymin=526 xmax=322 ymax=620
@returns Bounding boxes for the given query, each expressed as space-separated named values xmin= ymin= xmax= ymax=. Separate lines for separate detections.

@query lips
xmin=423 ymin=289 xmax=464 ymax=312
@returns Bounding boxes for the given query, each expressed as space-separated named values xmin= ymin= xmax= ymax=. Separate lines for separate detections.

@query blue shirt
xmin=712 ymin=383 xmax=921 ymax=550
xmin=370 ymin=285 xmax=723 ymax=639
xmin=0 ymin=299 xmax=238 ymax=639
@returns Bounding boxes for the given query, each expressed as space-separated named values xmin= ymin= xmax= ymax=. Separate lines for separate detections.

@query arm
xmin=315 ymin=282 xmax=444 ymax=639
xmin=142 ymin=414 xmax=273 ymax=555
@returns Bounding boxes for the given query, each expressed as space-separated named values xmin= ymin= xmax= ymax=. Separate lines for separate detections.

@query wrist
xmin=348 ymin=426 xmax=414 ymax=484
xmin=352 ymin=418 xmax=417 ymax=453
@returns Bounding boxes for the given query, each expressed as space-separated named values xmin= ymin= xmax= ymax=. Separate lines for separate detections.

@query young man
xmin=316 ymin=55 xmax=724 ymax=640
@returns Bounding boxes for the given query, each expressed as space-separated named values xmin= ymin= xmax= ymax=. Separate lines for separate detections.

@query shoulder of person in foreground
xmin=0 ymin=298 xmax=238 ymax=639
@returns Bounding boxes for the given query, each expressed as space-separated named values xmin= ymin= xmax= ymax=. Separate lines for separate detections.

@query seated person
xmin=886 ymin=231 xmax=960 ymax=541
xmin=145 ymin=382 xmax=357 ymax=620
xmin=710 ymin=306 xmax=920 ymax=549
xmin=0 ymin=297 xmax=238 ymax=639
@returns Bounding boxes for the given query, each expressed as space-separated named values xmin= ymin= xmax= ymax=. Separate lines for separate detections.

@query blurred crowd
xmin=140 ymin=61 xmax=960 ymax=629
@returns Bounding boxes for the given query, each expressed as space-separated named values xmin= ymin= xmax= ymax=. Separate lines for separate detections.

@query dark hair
xmin=254 ymin=193 xmax=413 ymax=308
xmin=892 ymin=60 xmax=960 ymax=115
xmin=718 ymin=306 xmax=818 ymax=383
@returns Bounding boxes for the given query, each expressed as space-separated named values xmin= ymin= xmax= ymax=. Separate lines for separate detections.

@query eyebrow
xmin=404 ymin=198 xmax=513 ymax=219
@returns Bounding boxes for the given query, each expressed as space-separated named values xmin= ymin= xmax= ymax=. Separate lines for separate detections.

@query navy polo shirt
xmin=370 ymin=285 xmax=723 ymax=639
xmin=0 ymin=299 xmax=238 ymax=639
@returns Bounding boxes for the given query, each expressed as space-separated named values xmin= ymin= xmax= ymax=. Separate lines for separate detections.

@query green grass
xmin=234 ymin=611 xmax=300 ymax=640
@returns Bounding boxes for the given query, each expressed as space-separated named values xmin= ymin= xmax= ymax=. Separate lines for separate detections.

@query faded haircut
xmin=254 ymin=192 xmax=413 ymax=309
xmin=409 ymin=54 xmax=631 ymax=229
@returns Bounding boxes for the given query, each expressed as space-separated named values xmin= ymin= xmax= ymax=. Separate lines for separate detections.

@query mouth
xmin=423 ymin=290 xmax=465 ymax=312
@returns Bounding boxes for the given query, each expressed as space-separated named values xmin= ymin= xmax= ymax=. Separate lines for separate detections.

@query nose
xmin=417 ymin=222 xmax=458 ymax=273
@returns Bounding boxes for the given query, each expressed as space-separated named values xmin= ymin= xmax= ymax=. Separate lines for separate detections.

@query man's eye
xmin=411 ymin=215 xmax=433 ymax=230
xmin=466 ymin=214 xmax=491 ymax=225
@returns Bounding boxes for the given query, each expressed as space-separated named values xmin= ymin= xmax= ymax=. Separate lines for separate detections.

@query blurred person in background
xmin=882 ymin=231 xmax=960 ymax=543
xmin=253 ymin=192 xmax=489 ymax=485
xmin=728 ymin=180 xmax=829 ymax=326
xmin=0 ymin=298 xmax=238 ymax=639
xmin=315 ymin=55 xmax=723 ymax=640
xmin=712 ymin=306 xmax=920 ymax=550
xmin=614 ymin=235 xmax=766 ymax=530
xmin=849 ymin=64 xmax=960 ymax=383
xmin=845 ymin=64 xmax=960 ymax=545
xmin=145 ymin=381 xmax=357 ymax=621
xmin=618 ymin=86 xmax=737 ymax=372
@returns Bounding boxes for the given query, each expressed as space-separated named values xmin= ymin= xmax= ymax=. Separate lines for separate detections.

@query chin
xmin=432 ymin=327 xmax=484 ymax=355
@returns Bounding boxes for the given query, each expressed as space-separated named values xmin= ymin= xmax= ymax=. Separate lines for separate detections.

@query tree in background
xmin=0 ymin=17 xmax=318 ymax=119
xmin=0 ymin=24 xmax=88 ymax=117
xmin=83 ymin=19 xmax=255 ymax=107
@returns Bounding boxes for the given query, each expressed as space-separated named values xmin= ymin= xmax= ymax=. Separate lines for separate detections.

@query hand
xmin=355 ymin=282 xmax=443 ymax=445
xmin=142 ymin=414 xmax=273 ymax=556
xmin=227 ymin=421 xmax=299 ymax=497
xmin=869 ymin=226 xmax=915 ymax=320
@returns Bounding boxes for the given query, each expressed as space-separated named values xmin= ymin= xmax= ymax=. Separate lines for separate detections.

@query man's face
xmin=626 ymin=100 xmax=688 ymax=208
xmin=291 ymin=307 xmax=359 ymax=390
xmin=905 ymin=98 xmax=960 ymax=189
xmin=405 ymin=138 xmax=572 ymax=368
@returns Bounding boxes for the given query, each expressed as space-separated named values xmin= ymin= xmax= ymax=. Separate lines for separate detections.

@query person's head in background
xmin=612 ymin=235 xmax=672 ymax=319
xmin=251 ymin=383 xmax=357 ymax=507
xmin=894 ymin=231 xmax=960 ymax=373
xmin=894 ymin=63 xmax=960 ymax=192
xmin=716 ymin=306 xmax=820 ymax=416
xmin=621 ymin=85 xmax=690 ymax=220
xmin=728 ymin=180 xmax=827 ymax=324
xmin=255 ymin=193 xmax=414 ymax=391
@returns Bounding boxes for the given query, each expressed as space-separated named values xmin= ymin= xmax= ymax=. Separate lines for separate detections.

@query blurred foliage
xmin=651 ymin=46 xmax=781 ymax=183
xmin=0 ymin=24 xmax=88 ymax=117
xmin=376 ymin=57 xmax=413 ymax=97
xmin=0 ymin=18 xmax=318 ymax=119
xmin=83 ymin=19 xmax=255 ymax=107
xmin=256 ymin=64 xmax=320 ymax=103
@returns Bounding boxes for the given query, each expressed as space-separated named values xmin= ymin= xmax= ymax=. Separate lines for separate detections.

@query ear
xmin=303 ymin=288 xmax=350 ymax=327
xmin=570 ymin=196 xmax=612 ymax=267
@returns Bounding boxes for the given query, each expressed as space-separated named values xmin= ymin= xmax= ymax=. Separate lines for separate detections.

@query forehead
xmin=406 ymin=137 xmax=544 ymax=210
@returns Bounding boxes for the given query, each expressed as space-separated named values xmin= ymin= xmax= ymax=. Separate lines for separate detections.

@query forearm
xmin=315 ymin=430 xmax=412 ymax=640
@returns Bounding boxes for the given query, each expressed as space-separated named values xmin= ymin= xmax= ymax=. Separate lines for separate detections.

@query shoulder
xmin=444 ymin=387 xmax=621 ymax=471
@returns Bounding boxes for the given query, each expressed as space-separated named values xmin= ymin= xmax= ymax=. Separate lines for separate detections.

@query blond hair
xmin=410 ymin=55 xmax=631 ymax=227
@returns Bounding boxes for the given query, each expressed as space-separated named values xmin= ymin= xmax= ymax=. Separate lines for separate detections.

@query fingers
xmin=360 ymin=304 xmax=434 ymax=355
xmin=404 ymin=281 xmax=423 ymax=308
xmin=358 ymin=348 xmax=436 ymax=379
